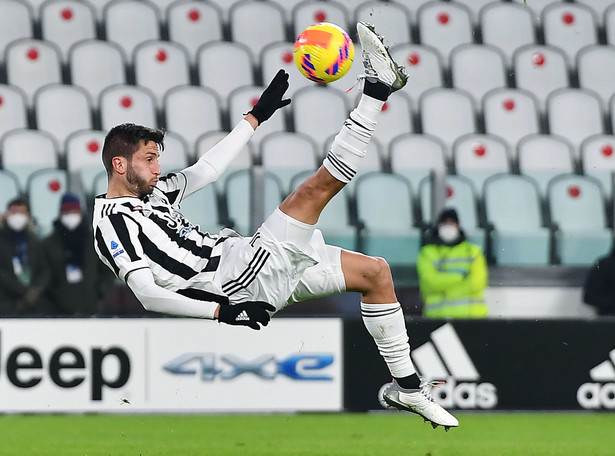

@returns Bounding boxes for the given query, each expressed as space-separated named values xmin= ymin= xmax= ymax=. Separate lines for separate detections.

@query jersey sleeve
xmin=94 ymin=212 xmax=149 ymax=282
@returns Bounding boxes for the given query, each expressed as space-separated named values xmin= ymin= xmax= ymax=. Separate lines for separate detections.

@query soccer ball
xmin=294 ymin=22 xmax=354 ymax=83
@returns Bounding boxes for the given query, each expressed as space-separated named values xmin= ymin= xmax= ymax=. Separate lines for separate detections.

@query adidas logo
xmin=577 ymin=348 xmax=615 ymax=409
xmin=410 ymin=323 xmax=498 ymax=409
xmin=235 ymin=311 xmax=250 ymax=322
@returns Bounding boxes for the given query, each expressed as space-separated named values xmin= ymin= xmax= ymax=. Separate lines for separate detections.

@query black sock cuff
xmin=363 ymin=78 xmax=391 ymax=101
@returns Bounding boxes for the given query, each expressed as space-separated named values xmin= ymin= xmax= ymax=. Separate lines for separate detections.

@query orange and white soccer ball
xmin=294 ymin=22 xmax=354 ymax=83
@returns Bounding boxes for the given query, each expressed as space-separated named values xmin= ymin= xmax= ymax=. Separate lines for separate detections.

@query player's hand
xmin=217 ymin=301 xmax=276 ymax=330
xmin=248 ymin=69 xmax=291 ymax=125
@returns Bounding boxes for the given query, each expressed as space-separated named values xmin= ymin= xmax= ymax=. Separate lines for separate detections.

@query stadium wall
xmin=0 ymin=318 xmax=613 ymax=414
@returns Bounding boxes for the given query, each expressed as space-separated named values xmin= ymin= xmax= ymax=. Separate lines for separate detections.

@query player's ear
xmin=112 ymin=156 xmax=127 ymax=175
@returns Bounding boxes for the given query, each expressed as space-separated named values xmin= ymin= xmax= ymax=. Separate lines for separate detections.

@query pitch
xmin=0 ymin=412 xmax=612 ymax=455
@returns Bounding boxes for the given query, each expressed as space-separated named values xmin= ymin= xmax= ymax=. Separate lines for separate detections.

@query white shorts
xmin=214 ymin=209 xmax=346 ymax=313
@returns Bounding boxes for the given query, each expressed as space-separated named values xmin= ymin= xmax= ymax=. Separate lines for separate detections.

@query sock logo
xmin=577 ymin=348 xmax=615 ymax=409
xmin=411 ymin=323 xmax=498 ymax=409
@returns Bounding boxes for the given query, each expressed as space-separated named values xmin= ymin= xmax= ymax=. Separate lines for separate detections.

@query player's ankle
xmin=363 ymin=78 xmax=391 ymax=101
xmin=395 ymin=373 xmax=421 ymax=390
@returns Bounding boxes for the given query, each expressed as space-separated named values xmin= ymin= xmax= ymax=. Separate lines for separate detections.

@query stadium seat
xmin=548 ymin=174 xmax=612 ymax=265
xmin=389 ymin=44 xmax=444 ymax=105
xmin=292 ymin=0 xmax=349 ymax=38
xmin=453 ymin=0 xmax=493 ymax=25
xmin=419 ymin=87 xmax=477 ymax=158
xmin=418 ymin=174 xmax=485 ymax=249
xmin=260 ymin=42 xmax=313 ymax=98
xmin=354 ymin=1 xmax=412 ymax=47
xmin=577 ymin=45 xmax=615 ymax=106
xmin=104 ymin=0 xmax=160 ymax=59
xmin=224 ymin=169 xmax=284 ymax=236
xmin=197 ymin=41 xmax=254 ymax=111
xmin=229 ymin=1 xmax=286 ymax=60
xmin=1 ymin=129 xmax=58 ymax=190
xmin=575 ymin=0 xmax=613 ymax=26
xmin=510 ymin=0 xmax=561 ymax=18
xmin=389 ymin=0 xmax=432 ymax=17
xmin=369 ymin=91 xmax=413 ymax=148
xmin=259 ymin=132 xmax=319 ymax=193
xmin=542 ymin=2 xmax=598 ymax=65
xmin=289 ymin=169 xmax=358 ymax=251
xmin=166 ymin=0 xmax=223 ymax=64
xmin=0 ymin=85 xmax=28 ymax=142
xmin=5 ymin=39 xmax=62 ymax=104
xmin=164 ymin=85 xmax=222 ymax=154
xmin=271 ymin=0 xmax=310 ymax=24
xmin=177 ymin=182 xmax=225 ymax=235
xmin=355 ymin=172 xmax=421 ymax=266
xmin=195 ymin=131 xmax=254 ymax=190
xmin=453 ymin=134 xmax=511 ymax=192
xmin=65 ymin=129 xmax=106 ymax=197
xmin=0 ymin=170 xmax=21 ymax=212
xmin=87 ymin=0 xmax=114 ymax=21
xmin=513 ymin=44 xmax=569 ymax=112
xmin=27 ymin=168 xmax=68 ymax=237
xmin=606 ymin=4 xmax=615 ymax=46
xmin=547 ymin=88 xmax=604 ymax=154
xmin=0 ymin=1 xmax=33 ymax=56
xmin=480 ymin=2 xmax=536 ymax=67
xmin=336 ymin=0 xmax=377 ymax=18
xmin=34 ymin=84 xmax=93 ymax=146
xmin=133 ymin=40 xmax=190 ymax=107
xmin=158 ymin=132 xmax=189 ymax=173
xmin=517 ymin=134 xmax=575 ymax=196
xmin=482 ymin=87 xmax=540 ymax=151
xmin=69 ymin=40 xmax=126 ymax=107
xmin=389 ymin=133 xmax=447 ymax=191
xmin=581 ymin=134 xmax=615 ymax=201
xmin=206 ymin=0 xmax=244 ymax=22
xmin=450 ymin=44 xmax=507 ymax=105
xmin=227 ymin=85 xmax=286 ymax=148
xmin=99 ymin=84 xmax=157 ymax=131
xmin=417 ymin=1 xmax=473 ymax=62
xmin=292 ymin=85 xmax=349 ymax=153
xmin=21 ymin=0 xmax=46 ymax=19
xmin=40 ymin=0 xmax=96 ymax=61
xmin=484 ymin=174 xmax=550 ymax=265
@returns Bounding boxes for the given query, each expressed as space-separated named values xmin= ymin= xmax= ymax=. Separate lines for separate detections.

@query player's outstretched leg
xmin=342 ymin=250 xmax=459 ymax=430
xmin=341 ymin=23 xmax=457 ymax=430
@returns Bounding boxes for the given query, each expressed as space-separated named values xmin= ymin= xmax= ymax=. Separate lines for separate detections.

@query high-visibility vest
xmin=417 ymin=240 xmax=488 ymax=318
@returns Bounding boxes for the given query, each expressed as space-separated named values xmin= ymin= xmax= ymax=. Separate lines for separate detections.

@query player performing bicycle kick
xmin=93 ymin=22 xmax=458 ymax=430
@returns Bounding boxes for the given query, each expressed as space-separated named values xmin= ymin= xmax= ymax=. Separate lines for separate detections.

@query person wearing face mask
xmin=41 ymin=193 xmax=114 ymax=315
xmin=0 ymin=197 xmax=50 ymax=315
xmin=416 ymin=208 xmax=488 ymax=318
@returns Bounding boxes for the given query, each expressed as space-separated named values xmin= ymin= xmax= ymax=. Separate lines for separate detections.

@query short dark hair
xmin=6 ymin=196 xmax=29 ymax=212
xmin=102 ymin=123 xmax=165 ymax=175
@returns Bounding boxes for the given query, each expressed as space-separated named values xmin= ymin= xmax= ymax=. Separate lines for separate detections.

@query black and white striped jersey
xmin=92 ymin=172 xmax=235 ymax=305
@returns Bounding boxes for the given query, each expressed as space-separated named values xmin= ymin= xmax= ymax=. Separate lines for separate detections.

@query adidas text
xmin=431 ymin=377 xmax=498 ymax=409
xmin=577 ymin=383 xmax=615 ymax=409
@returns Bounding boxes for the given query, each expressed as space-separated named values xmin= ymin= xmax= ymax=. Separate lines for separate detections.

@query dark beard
xmin=126 ymin=164 xmax=153 ymax=198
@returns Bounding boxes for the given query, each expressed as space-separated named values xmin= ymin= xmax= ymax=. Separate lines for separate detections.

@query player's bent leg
xmin=341 ymin=250 xmax=459 ymax=429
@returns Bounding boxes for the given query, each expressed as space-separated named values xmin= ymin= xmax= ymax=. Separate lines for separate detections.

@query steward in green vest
xmin=417 ymin=208 xmax=488 ymax=318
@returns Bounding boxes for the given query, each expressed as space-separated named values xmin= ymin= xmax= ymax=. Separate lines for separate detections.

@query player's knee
xmin=363 ymin=256 xmax=393 ymax=290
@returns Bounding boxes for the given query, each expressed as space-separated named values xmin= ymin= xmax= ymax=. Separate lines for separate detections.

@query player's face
xmin=126 ymin=141 xmax=161 ymax=198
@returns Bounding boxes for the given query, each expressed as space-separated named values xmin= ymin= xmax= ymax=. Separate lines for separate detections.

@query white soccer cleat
xmin=356 ymin=21 xmax=408 ymax=92
xmin=381 ymin=379 xmax=459 ymax=430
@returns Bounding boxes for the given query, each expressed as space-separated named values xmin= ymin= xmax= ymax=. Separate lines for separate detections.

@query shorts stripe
xmin=222 ymin=247 xmax=271 ymax=296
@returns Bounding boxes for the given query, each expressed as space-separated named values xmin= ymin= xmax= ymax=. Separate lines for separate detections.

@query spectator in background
xmin=417 ymin=208 xmax=488 ymax=318
xmin=583 ymin=248 xmax=615 ymax=316
xmin=42 ymin=193 xmax=114 ymax=316
xmin=0 ymin=197 xmax=50 ymax=315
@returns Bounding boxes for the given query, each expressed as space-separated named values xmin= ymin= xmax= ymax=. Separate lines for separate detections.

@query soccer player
xmin=93 ymin=22 xmax=458 ymax=429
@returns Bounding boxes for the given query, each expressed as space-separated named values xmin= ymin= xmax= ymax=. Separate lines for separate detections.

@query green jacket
xmin=417 ymin=234 xmax=488 ymax=318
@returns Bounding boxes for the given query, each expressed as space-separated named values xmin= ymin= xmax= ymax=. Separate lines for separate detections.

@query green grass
xmin=0 ymin=412 xmax=613 ymax=456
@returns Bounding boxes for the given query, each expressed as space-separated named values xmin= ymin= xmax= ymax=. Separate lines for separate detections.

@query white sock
xmin=323 ymin=94 xmax=385 ymax=183
xmin=360 ymin=302 xmax=416 ymax=379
